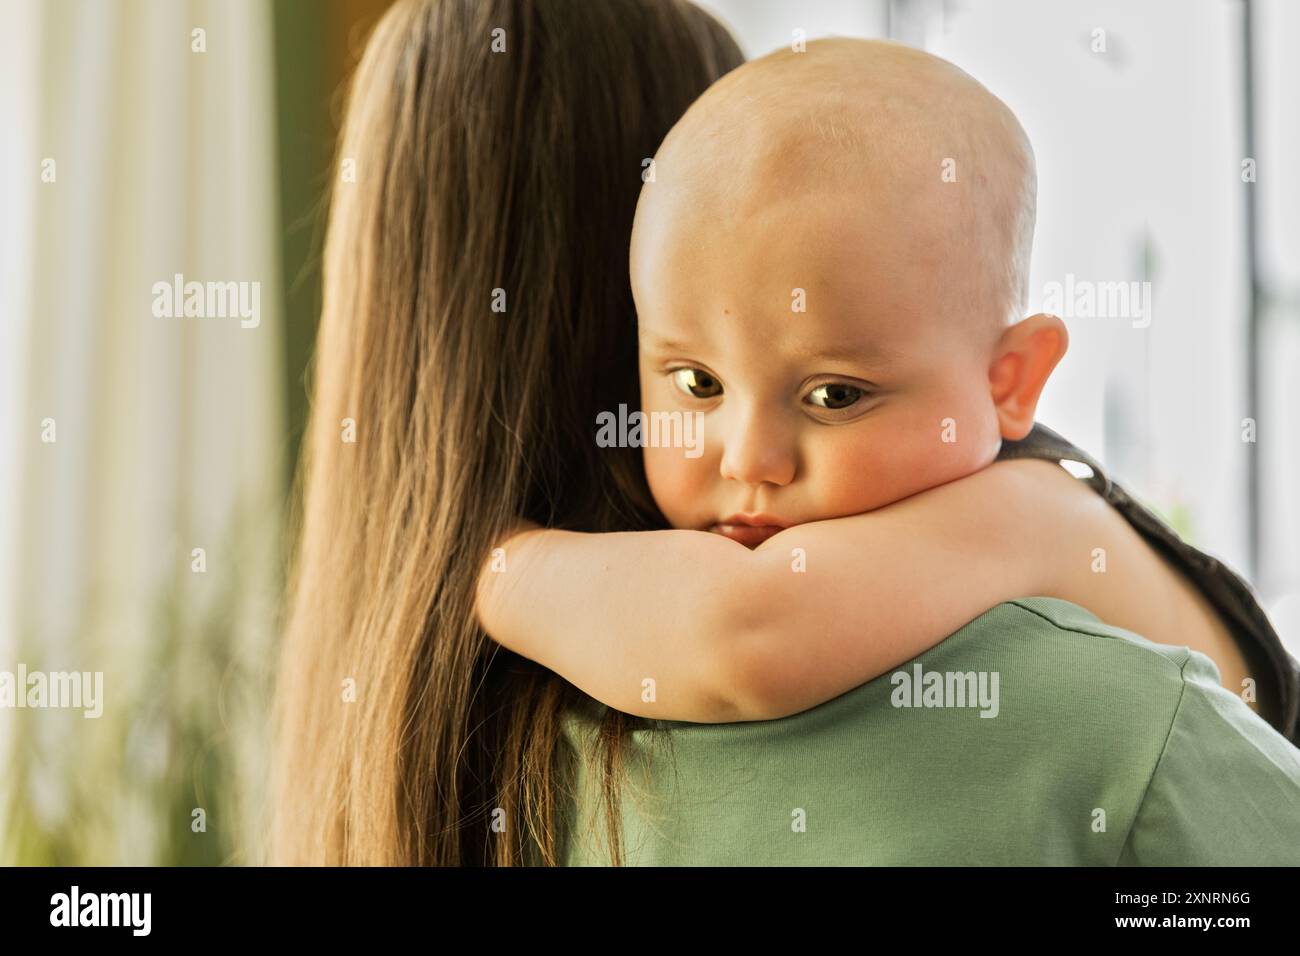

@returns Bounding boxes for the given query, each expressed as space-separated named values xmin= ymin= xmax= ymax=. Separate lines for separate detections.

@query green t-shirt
xmin=557 ymin=597 xmax=1300 ymax=865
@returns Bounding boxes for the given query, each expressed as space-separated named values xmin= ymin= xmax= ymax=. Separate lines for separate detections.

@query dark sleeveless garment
xmin=997 ymin=421 xmax=1300 ymax=745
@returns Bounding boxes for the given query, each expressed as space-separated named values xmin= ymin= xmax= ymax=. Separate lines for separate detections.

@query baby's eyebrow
xmin=640 ymin=330 xmax=904 ymax=367
xmin=793 ymin=340 xmax=905 ymax=367
xmin=638 ymin=331 xmax=697 ymax=353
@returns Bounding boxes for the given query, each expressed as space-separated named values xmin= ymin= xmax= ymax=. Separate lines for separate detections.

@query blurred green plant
xmin=2 ymin=496 xmax=280 ymax=866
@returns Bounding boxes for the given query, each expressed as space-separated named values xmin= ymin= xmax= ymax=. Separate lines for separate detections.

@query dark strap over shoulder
xmin=998 ymin=422 xmax=1300 ymax=745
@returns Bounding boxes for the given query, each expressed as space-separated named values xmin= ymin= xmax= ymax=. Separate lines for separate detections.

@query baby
xmin=633 ymin=36 xmax=1041 ymax=534
xmin=476 ymin=38 xmax=1266 ymax=726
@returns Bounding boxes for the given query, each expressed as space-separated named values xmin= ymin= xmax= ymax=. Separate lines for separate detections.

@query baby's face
xmin=634 ymin=187 xmax=1005 ymax=548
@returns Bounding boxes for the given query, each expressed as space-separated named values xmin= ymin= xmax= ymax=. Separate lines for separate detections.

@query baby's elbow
xmin=701 ymin=550 xmax=800 ymax=722
xmin=712 ymin=629 xmax=807 ymax=722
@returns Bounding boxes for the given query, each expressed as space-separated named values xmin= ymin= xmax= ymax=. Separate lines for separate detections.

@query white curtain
xmin=0 ymin=0 xmax=284 ymax=864
xmin=697 ymin=0 xmax=891 ymax=57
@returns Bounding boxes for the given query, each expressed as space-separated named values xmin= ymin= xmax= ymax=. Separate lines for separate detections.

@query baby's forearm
xmin=475 ymin=523 xmax=763 ymax=722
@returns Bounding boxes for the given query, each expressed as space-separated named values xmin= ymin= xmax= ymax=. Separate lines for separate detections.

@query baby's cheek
xmin=643 ymin=444 xmax=709 ymax=527
xmin=814 ymin=416 xmax=984 ymax=514
xmin=814 ymin=439 xmax=915 ymax=514
xmin=889 ymin=383 xmax=997 ymax=476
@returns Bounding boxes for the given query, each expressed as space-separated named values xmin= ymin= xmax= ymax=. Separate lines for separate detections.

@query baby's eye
xmin=806 ymin=383 xmax=865 ymax=410
xmin=671 ymin=368 xmax=722 ymax=399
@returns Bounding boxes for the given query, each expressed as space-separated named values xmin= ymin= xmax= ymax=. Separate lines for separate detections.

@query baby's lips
xmin=708 ymin=523 xmax=784 ymax=548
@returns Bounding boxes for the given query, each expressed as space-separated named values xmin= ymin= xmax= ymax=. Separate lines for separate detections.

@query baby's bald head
xmin=632 ymin=37 xmax=1036 ymax=341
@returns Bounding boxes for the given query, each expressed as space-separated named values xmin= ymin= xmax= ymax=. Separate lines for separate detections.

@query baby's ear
xmin=987 ymin=313 xmax=1069 ymax=441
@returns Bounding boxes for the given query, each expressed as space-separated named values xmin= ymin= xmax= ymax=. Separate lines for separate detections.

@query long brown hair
xmin=270 ymin=0 xmax=743 ymax=865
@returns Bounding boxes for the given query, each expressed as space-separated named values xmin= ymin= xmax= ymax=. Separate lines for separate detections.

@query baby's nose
xmin=718 ymin=414 xmax=796 ymax=487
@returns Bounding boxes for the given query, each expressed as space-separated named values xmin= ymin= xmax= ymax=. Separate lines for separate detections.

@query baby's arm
xmin=476 ymin=458 xmax=1076 ymax=723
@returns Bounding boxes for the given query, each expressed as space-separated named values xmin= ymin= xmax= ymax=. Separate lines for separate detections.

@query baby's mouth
xmin=707 ymin=521 xmax=786 ymax=548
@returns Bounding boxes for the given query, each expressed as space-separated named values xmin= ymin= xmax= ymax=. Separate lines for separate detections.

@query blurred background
xmin=1 ymin=0 xmax=1297 ymax=865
